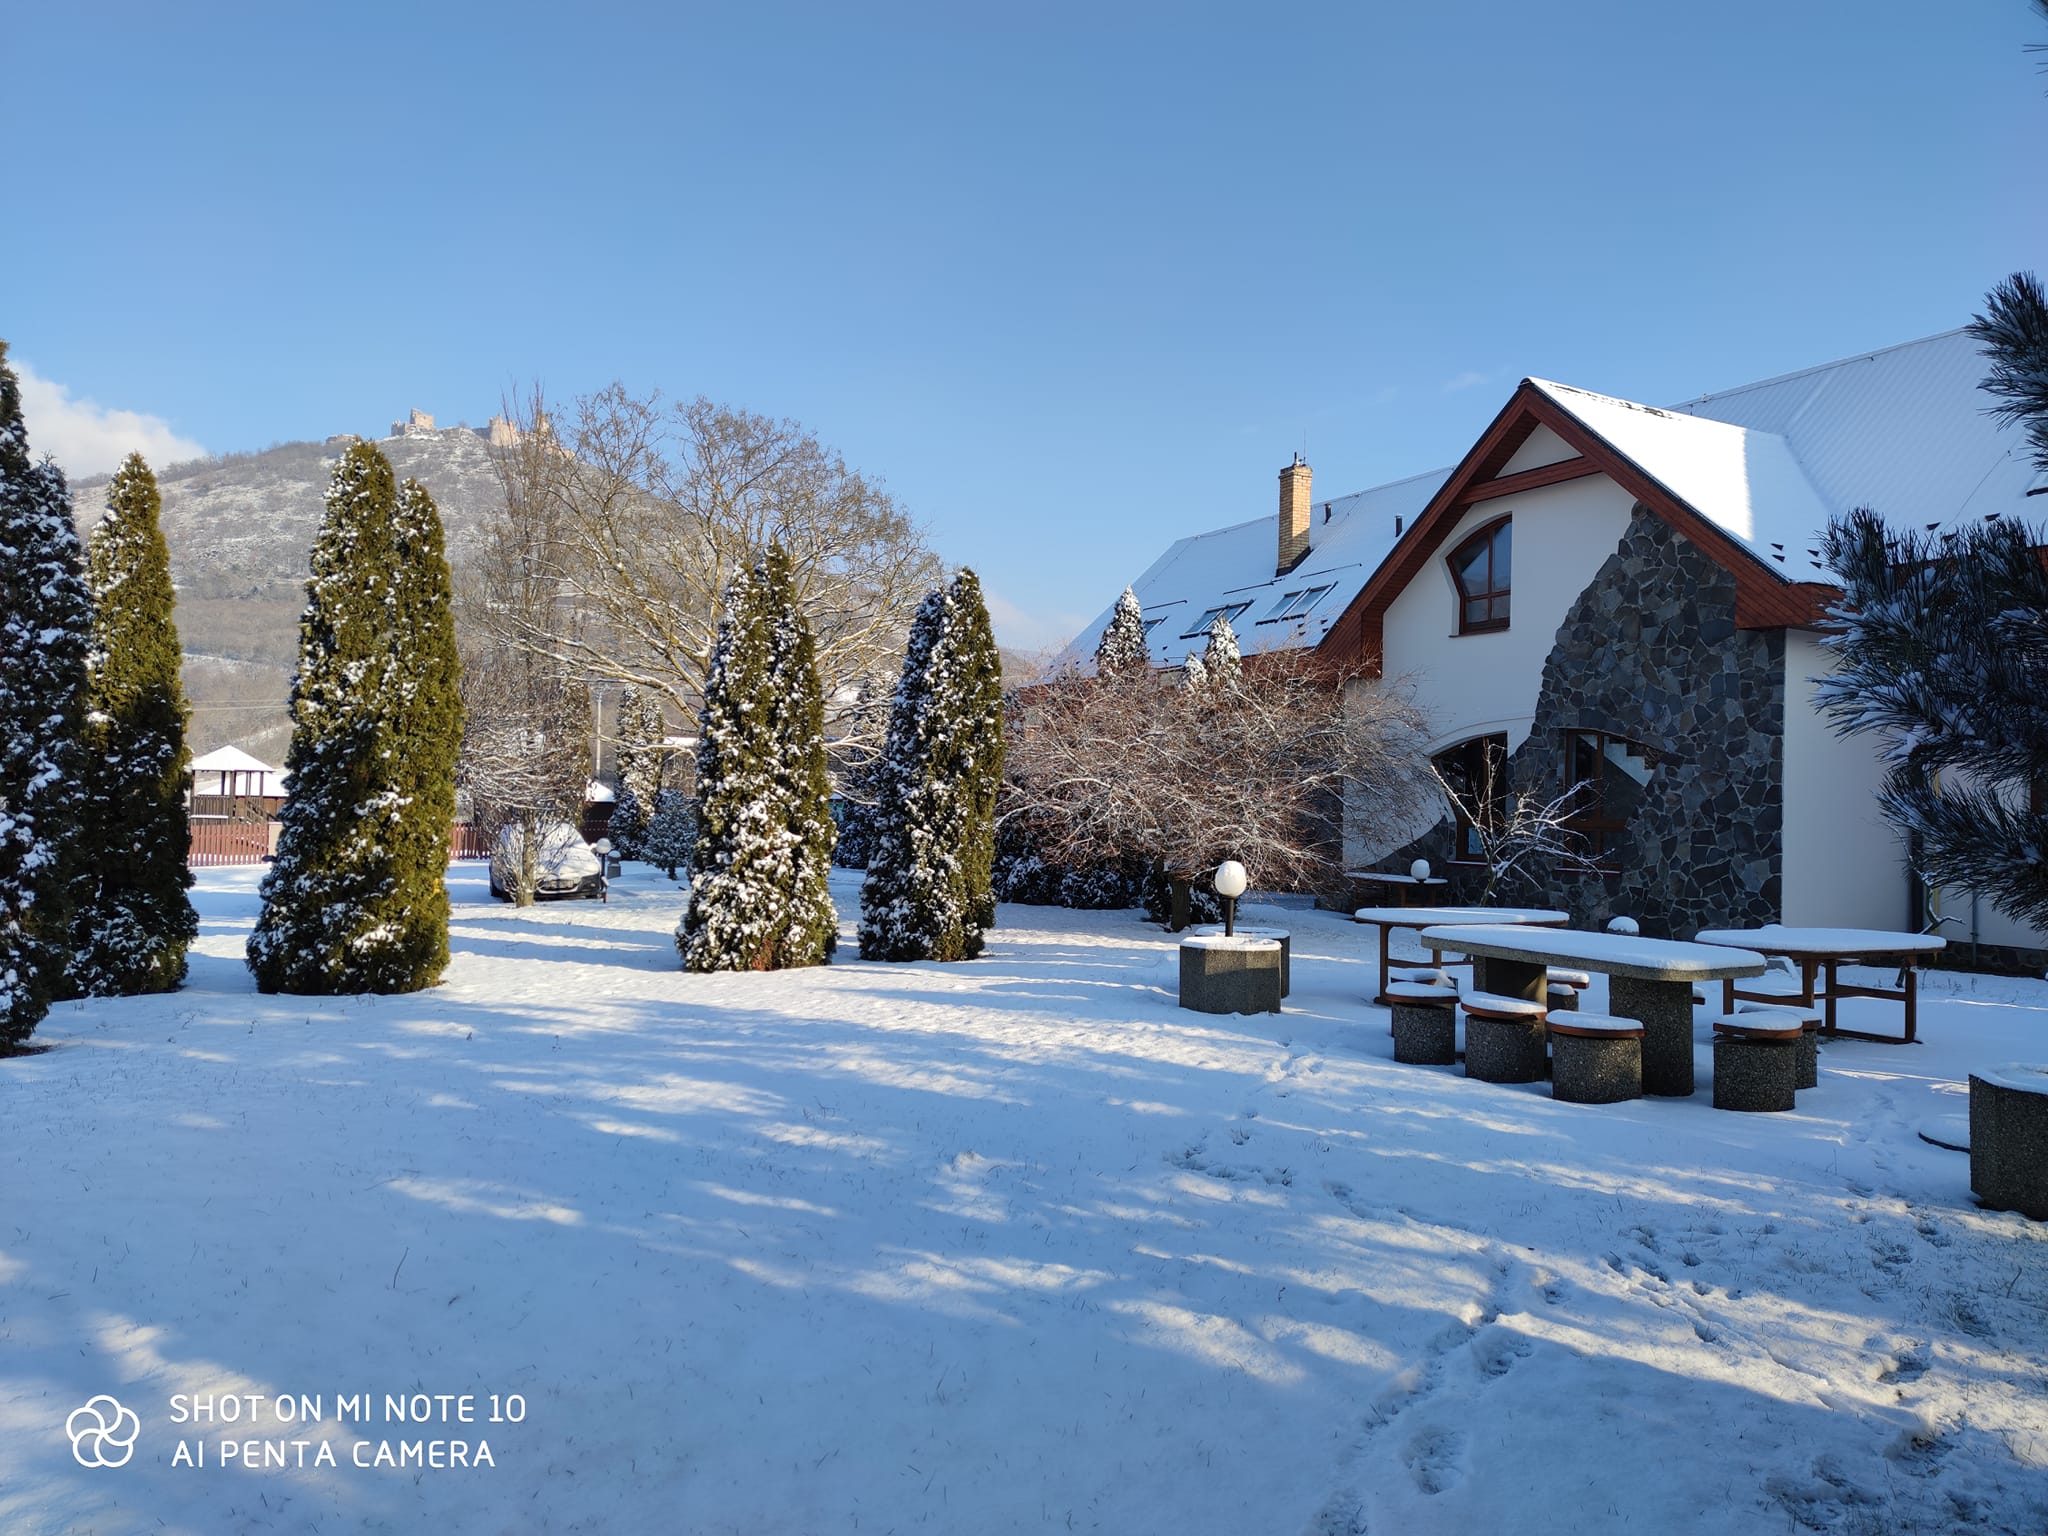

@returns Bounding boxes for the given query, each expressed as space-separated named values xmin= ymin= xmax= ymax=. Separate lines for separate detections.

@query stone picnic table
xmin=1419 ymin=924 xmax=1768 ymax=1097
xmin=1353 ymin=906 xmax=1569 ymax=1004
xmin=1692 ymin=926 xmax=1948 ymax=1045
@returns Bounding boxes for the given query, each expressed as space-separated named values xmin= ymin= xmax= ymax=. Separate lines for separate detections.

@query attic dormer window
xmin=1450 ymin=516 xmax=1511 ymax=634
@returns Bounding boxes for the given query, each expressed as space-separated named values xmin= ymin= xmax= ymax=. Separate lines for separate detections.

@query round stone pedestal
xmin=1970 ymin=1065 xmax=2048 ymax=1220
xmin=1548 ymin=1015 xmax=1643 ymax=1104
xmin=1463 ymin=994 xmax=1548 ymax=1084
xmin=1388 ymin=982 xmax=1458 ymax=1065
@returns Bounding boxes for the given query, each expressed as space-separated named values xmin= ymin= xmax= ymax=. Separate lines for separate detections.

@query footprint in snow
xmin=1406 ymin=1426 xmax=1466 ymax=1496
xmin=1469 ymin=1327 xmax=1531 ymax=1378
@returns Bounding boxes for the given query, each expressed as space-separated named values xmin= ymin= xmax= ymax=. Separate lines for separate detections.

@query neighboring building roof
xmin=189 ymin=745 xmax=289 ymax=796
xmin=1062 ymin=328 xmax=2036 ymax=665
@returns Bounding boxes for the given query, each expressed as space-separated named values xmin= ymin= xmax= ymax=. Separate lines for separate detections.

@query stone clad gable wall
xmin=1354 ymin=505 xmax=1786 ymax=937
xmin=1507 ymin=505 xmax=1784 ymax=936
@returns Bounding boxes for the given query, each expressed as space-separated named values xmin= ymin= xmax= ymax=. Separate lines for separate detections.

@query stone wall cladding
xmin=1361 ymin=505 xmax=1785 ymax=937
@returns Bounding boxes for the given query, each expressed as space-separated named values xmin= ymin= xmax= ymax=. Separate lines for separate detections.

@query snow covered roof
xmin=1528 ymin=380 xmax=1837 ymax=573
xmin=1062 ymin=329 xmax=2037 ymax=663
xmin=190 ymin=745 xmax=279 ymax=774
xmin=1059 ymin=467 xmax=1447 ymax=671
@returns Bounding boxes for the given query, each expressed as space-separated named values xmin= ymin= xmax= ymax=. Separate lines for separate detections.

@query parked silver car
xmin=489 ymin=822 xmax=604 ymax=901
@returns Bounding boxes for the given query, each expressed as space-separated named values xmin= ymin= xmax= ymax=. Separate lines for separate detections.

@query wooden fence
xmin=187 ymin=820 xmax=274 ymax=866
xmin=188 ymin=822 xmax=494 ymax=866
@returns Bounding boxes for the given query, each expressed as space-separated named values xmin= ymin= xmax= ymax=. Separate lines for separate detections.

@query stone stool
xmin=1462 ymin=991 xmax=1549 ymax=1085
xmin=1191 ymin=924 xmax=1291 ymax=996
xmin=1387 ymin=980 xmax=1459 ymax=1065
xmin=1179 ymin=936 xmax=1283 ymax=1015
xmin=1736 ymin=1001 xmax=1821 ymax=1090
xmin=1546 ymin=968 xmax=1591 ymax=1014
xmin=1709 ymin=1015 xmax=1802 ymax=1112
xmin=1547 ymin=1013 xmax=1643 ymax=1104
xmin=1969 ymin=1065 xmax=2048 ymax=1220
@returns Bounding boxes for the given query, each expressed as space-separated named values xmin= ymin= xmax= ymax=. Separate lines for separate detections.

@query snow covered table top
xmin=1345 ymin=872 xmax=1449 ymax=886
xmin=1693 ymin=926 xmax=1948 ymax=958
xmin=1180 ymin=934 xmax=1281 ymax=952
xmin=1417 ymin=925 xmax=1768 ymax=981
xmin=1352 ymin=906 xmax=1568 ymax=928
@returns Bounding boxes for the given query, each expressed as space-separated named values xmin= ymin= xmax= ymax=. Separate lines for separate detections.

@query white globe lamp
xmin=1214 ymin=860 xmax=1249 ymax=936
xmin=1409 ymin=858 xmax=1431 ymax=882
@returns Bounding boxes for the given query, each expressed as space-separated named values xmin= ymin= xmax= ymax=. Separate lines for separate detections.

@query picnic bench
xmin=1353 ymin=906 xmax=1568 ymax=1004
xmin=1419 ymin=924 xmax=1767 ymax=1097
xmin=1692 ymin=927 xmax=1948 ymax=1045
xmin=1345 ymin=871 xmax=1450 ymax=908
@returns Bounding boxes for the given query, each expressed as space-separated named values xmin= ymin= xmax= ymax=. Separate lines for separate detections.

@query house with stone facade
xmin=1061 ymin=329 xmax=2047 ymax=962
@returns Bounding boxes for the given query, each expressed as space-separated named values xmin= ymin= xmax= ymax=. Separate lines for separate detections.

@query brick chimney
xmin=1277 ymin=454 xmax=1312 ymax=575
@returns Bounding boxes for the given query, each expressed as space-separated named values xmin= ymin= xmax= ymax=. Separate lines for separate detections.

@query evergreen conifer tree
xmin=609 ymin=685 xmax=667 ymax=857
xmin=858 ymin=569 xmax=1006 ymax=961
xmin=1094 ymin=587 xmax=1148 ymax=675
xmin=1816 ymin=273 xmax=2048 ymax=930
xmin=677 ymin=545 xmax=838 ymax=970
xmin=643 ymin=788 xmax=695 ymax=879
xmin=66 ymin=454 xmax=198 ymax=995
xmin=1202 ymin=615 xmax=1242 ymax=685
xmin=1180 ymin=650 xmax=1209 ymax=689
xmin=0 ymin=341 xmax=92 ymax=1045
xmin=248 ymin=445 xmax=464 ymax=994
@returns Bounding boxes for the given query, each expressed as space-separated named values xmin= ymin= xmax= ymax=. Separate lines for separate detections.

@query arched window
xmin=1449 ymin=516 xmax=1511 ymax=634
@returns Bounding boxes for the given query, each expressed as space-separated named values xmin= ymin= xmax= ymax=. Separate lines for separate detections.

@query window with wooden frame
xmin=1563 ymin=730 xmax=1655 ymax=867
xmin=1449 ymin=516 xmax=1512 ymax=634
xmin=1434 ymin=733 xmax=1508 ymax=864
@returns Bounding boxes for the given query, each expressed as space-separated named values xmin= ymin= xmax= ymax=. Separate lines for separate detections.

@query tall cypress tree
xmin=0 ymin=341 xmax=92 ymax=1045
xmin=858 ymin=569 xmax=1005 ymax=962
xmin=248 ymin=444 xmax=464 ymax=994
xmin=677 ymin=545 xmax=838 ymax=971
xmin=66 ymin=453 xmax=198 ymax=995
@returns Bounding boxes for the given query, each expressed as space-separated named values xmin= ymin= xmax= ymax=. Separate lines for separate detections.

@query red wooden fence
xmin=187 ymin=820 xmax=273 ymax=866
xmin=188 ymin=822 xmax=494 ymax=866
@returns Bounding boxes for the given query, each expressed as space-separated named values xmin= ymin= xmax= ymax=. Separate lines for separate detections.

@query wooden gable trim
xmin=1317 ymin=381 xmax=1825 ymax=672
xmin=1460 ymin=454 xmax=1598 ymax=503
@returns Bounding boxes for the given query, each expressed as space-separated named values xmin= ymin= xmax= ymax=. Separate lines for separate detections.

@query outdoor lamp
xmin=1410 ymin=858 xmax=1431 ymax=881
xmin=1214 ymin=860 xmax=1249 ymax=937
xmin=592 ymin=838 xmax=614 ymax=857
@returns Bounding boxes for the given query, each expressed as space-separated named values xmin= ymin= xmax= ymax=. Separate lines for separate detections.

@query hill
xmin=70 ymin=417 xmax=510 ymax=759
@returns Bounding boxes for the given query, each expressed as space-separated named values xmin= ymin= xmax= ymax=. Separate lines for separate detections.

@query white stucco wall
xmin=1381 ymin=476 xmax=1638 ymax=754
xmin=1497 ymin=423 xmax=1579 ymax=475
xmin=1780 ymin=629 xmax=1911 ymax=929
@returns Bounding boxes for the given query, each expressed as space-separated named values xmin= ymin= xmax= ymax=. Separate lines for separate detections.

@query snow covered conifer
xmin=609 ymin=686 xmax=667 ymax=857
xmin=677 ymin=545 xmax=838 ymax=971
xmin=644 ymin=788 xmax=694 ymax=880
xmin=1202 ymin=615 xmax=1241 ymax=686
xmin=858 ymin=569 xmax=1005 ymax=961
xmin=248 ymin=444 xmax=464 ymax=995
xmin=1094 ymin=586 xmax=1148 ymax=675
xmin=1180 ymin=651 xmax=1209 ymax=690
xmin=0 ymin=341 xmax=92 ymax=1045
xmin=66 ymin=453 xmax=198 ymax=996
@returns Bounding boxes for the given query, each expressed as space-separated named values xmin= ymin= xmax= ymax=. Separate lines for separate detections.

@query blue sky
xmin=7 ymin=2 xmax=2043 ymax=649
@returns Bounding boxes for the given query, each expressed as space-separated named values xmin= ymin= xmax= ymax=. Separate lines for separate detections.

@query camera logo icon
xmin=67 ymin=1395 xmax=140 ymax=1468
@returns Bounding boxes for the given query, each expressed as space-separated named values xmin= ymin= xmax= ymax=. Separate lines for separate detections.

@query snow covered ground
xmin=6 ymin=864 xmax=2048 ymax=1535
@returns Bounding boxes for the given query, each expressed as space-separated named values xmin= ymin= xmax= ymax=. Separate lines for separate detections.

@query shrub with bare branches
xmin=1005 ymin=650 xmax=1436 ymax=919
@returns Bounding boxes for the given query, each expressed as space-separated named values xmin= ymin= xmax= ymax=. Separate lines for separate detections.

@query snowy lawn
xmin=6 ymin=864 xmax=2048 ymax=1534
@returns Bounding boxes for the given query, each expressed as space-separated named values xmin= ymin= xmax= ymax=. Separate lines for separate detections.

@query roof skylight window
xmin=1179 ymin=601 xmax=1252 ymax=638
xmin=1259 ymin=584 xmax=1336 ymax=622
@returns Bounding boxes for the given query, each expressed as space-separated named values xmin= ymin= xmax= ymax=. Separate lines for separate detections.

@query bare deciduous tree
xmin=477 ymin=387 xmax=942 ymax=764
xmin=1431 ymin=748 xmax=1606 ymax=905
xmin=1005 ymin=650 xmax=1437 ymax=920
xmin=455 ymin=468 xmax=593 ymax=905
